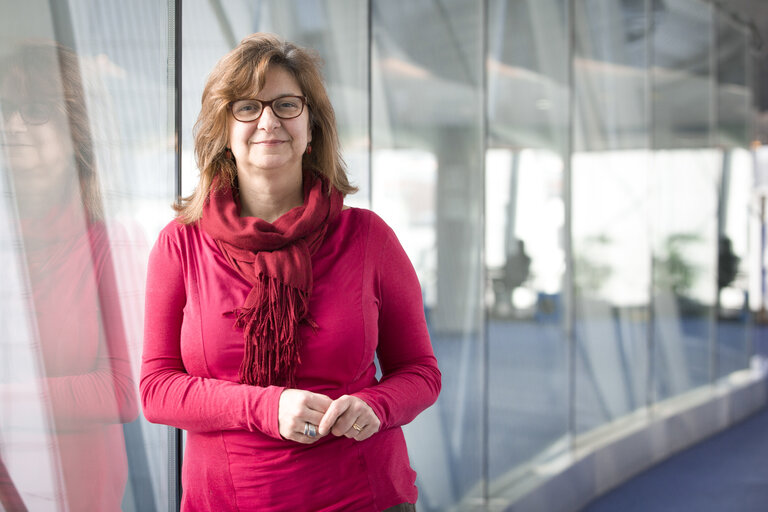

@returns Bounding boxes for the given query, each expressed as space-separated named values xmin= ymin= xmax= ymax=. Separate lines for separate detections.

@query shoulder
xmin=158 ymin=218 xmax=204 ymax=240
xmin=337 ymin=207 xmax=404 ymax=265
xmin=152 ymin=218 xmax=202 ymax=256
xmin=339 ymin=207 xmax=397 ymax=241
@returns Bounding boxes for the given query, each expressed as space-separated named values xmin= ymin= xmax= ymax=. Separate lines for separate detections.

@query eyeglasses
xmin=1 ymin=99 xmax=55 ymax=125
xmin=229 ymin=96 xmax=307 ymax=122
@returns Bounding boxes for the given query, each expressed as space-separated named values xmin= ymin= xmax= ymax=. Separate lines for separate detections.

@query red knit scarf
xmin=201 ymin=170 xmax=343 ymax=387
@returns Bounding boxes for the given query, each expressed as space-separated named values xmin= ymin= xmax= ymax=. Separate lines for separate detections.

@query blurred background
xmin=1 ymin=1 xmax=767 ymax=511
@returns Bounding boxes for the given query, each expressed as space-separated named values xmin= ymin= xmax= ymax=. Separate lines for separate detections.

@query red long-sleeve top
xmin=140 ymin=207 xmax=441 ymax=512
xmin=2 ymin=216 xmax=138 ymax=512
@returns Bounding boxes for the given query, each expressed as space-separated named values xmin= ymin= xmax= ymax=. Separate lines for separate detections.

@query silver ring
xmin=304 ymin=422 xmax=317 ymax=438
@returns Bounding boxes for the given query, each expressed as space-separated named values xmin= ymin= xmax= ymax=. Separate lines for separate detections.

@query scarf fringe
xmin=202 ymin=171 xmax=341 ymax=388
xmin=234 ymin=274 xmax=314 ymax=387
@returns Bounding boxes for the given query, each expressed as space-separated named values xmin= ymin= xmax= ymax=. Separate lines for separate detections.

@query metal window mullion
xmin=645 ymin=0 xmax=657 ymax=413
xmin=565 ymin=0 xmax=577 ymax=447
xmin=710 ymin=3 xmax=720 ymax=386
xmin=367 ymin=0 xmax=373 ymax=208
xmin=480 ymin=1 xmax=490 ymax=507
xmin=745 ymin=27 xmax=756 ymax=368
xmin=169 ymin=0 xmax=183 ymax=510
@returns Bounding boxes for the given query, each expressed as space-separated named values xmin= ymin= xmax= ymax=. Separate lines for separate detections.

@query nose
xmin=2 ymin=110 xmax=28 ymax=133
xmin=257 ymin=105 xmax=281 ymax=131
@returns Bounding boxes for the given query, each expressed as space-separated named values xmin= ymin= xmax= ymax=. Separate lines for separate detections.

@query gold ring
xmin=352 ymin=423 xmax=364 ymax=432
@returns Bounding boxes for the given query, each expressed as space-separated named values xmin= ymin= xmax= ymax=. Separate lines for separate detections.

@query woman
xmin=0 ymin=42 xmax=137 ymax=510
xmin=140 ymin=33 xmax=441 ymax=511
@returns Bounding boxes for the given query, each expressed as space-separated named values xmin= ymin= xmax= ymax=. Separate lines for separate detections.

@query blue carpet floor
xmin=580 ymin=403 xmax=768 ymax=511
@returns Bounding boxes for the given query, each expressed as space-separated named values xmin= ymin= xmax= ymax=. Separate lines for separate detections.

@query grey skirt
xmin=383 ymin=504 xmax=416 ymax=512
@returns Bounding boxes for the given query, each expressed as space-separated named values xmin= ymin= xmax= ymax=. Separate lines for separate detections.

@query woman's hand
xmin=278 ymin=389 xmax=333 ymax=444
xmin=318 ymin=395 xmax=381 ymax=442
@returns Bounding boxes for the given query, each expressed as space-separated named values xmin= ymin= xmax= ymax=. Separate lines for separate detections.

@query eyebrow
xmin=253 ymin=92 xmax=303 ymax=100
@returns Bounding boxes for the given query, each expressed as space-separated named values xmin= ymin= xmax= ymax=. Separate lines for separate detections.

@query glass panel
xmin=485 ymin=0 xmax=570 ymax=476
xmin=716 ymin=15 xmax=752 ymax=378
xmin=371 ymin=1 xmax=485 ymax=509
xmin=716 ymin=16 xmax=750 ymax=148
xmin=651 ymin=0 xmax=718 ymax=401
xmin=1 ymin=10 xmax=65 ymax=509
xmin=0 ymin=1 xmax=172 ymax=510
xmin=717 ymin=148 xmax=753 ymax=377
xmin=571 ymin=0 xmax=651 ymax=432
xmin=181 ymin=0 xmax=370 ymax=207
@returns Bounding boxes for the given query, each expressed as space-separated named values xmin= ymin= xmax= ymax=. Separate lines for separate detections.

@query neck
xmin=237 ymin=168 xmax=304 ymax=223
xmin=16 ymin=174 xmax=80 ymax=222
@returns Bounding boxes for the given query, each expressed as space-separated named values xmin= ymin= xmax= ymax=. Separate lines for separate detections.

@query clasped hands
xmin=278 ymin=389 xmax=380 ymax=444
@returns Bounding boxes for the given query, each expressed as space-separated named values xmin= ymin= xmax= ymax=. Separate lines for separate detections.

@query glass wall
xmin=650 ymin=0 xmax=719 ymax=402
xmin=715 ymin=12 xmax=753 ymax=378
xmin=0 ymin=1 xmax=760 ymax=511
xmin=572 ymin=0 xmax=653 ymax=432
xmin=485 ymin=0 xmax=570 ymax=479
xmin=371 ymin=2 xmax=485 ymax=508
xmin=0 ymin=1 xmax=172 ymax=510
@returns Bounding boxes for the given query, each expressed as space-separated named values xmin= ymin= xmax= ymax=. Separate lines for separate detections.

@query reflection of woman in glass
xmin=0 ymin=42 xmax=137 ymax=510
xmin=141 ymin=33 xmax=441 ymax=511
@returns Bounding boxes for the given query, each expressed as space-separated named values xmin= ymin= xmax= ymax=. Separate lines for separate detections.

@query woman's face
xmin=1 ymin=75 xmax=76 ymax=199
xmin=227 ymin=66 xmax=311 ymax=182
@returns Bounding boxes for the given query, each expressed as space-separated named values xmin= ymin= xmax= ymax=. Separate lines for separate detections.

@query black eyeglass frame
xmin=0 ymin=99 xmax=58 ymax=126
xmin=229 ymin=95 xmax=308 ymax=122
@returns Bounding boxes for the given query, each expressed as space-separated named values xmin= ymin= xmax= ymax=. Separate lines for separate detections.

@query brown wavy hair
xmin=1 ymin=41 xmax=103 ymax=221
xmin=175 ymin=33 xmax=356 ymax=223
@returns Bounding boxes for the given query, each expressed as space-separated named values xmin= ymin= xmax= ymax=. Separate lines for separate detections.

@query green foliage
xmin=654 ymin=233 xmax=702 ymax=296
xmin=573 ymin=234 xmax=613 ymax=295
